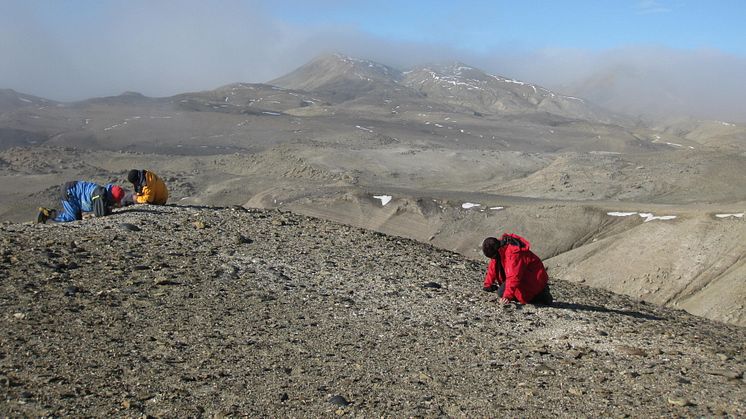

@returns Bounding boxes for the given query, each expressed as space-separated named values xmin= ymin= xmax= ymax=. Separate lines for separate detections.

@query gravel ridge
xmin=1 ymin=205 xmax=744 ymax=417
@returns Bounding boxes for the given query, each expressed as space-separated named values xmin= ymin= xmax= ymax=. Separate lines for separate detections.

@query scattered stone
xmin=154 ymin=277 xmax=180 ymax=286
xmin=119 ymin=223 xmax=141 ymax=232
xmin=329 ymin=395 xmax=350 ymax=406
xmin=236 ymin=235 xmax=253 ymax=244
xmin=616 ymin=345 xmax=647 ymax=357
xmin=193 ymin=220 xmax=206 ymax=229
xmin=64 ymin=286 xmax=79 ymax=297
xmin=422 ymin=282 xmax=442 ymax=289
xmin=279 ymin=392 xmax=289 ymax=402
xmin=667 ymin=397 xmax=693 ymax=407
xmin=707 ymin=369 xmax=743 ymax=380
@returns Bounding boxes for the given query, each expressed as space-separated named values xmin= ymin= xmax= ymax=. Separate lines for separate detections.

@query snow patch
xmin=608 ymin=212 xmax=637 ymax=217
xmin=373 ymin=195 xmax=392 ymax=206
xmin=489 ymin=207 xmax=504 ymax=211
xmin=608 ymin=211 xmax=676 ymax=222
xmin=715 ymin=213 xmax=744 ymax=218
xmin=461 ymin=203 xmax=481 ymax=209
xmin=639 ymin=213 xmax=677 ymax=222
xmin=262 ymin=111 xmax=281 ymax=116
xmin=356 ymin=125 xmax=374 ymax=133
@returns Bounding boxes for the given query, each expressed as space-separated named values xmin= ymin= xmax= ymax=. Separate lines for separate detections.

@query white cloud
xmin=635 ymin=0 xmax=672 ymax=14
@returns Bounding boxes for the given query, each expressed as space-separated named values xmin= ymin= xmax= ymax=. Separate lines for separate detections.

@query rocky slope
xmin=1 ymin=205 xmax=744 ymax=417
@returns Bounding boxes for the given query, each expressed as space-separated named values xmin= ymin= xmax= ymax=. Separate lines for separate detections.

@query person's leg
xmin=531 ymin=285 xmax=553 ymax=305
xmin=54 ymin=199 xmax=81 ymax=222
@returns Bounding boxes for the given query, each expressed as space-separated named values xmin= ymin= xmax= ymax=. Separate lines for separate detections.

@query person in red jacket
xmin=482 ymin=233 xmax=553 ymax=305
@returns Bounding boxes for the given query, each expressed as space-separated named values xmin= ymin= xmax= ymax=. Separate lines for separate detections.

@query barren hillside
xmin=1 ymin=206 xmax=744 ymax=417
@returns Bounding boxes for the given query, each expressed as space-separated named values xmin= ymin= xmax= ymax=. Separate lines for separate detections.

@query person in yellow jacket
xmin=125 ymin=169 xmax=169 ymax=205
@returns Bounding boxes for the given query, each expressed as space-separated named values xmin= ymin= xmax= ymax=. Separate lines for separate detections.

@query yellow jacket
xmin=135 ymin=171 xmax=169 ymax=205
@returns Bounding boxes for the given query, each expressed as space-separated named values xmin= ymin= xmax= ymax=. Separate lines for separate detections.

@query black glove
xmin=483 ymin=284 xmax=498 ymax=292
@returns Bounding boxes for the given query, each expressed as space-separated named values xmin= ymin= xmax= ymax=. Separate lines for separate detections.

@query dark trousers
xmin=498 ymin=283 xmax=553 ymax=305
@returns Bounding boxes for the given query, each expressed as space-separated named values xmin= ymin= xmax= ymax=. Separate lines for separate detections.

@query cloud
xmin=0 ymin=0 xmax=744 ymax=123
xmin=635 ymin=0 xmax=672 ymax=14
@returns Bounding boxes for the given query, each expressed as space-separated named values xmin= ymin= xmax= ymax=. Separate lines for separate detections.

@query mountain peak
xmin=269 ymin=53 xmax=401 ymax=96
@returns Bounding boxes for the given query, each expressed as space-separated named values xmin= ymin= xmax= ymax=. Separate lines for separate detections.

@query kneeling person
xmin=37 ymin=181 xmax=124 ymax=223
xmin=125 ymin=169 xmax=168 ymax=205
xmin=482 ymin=233 xmax=553 ymax=305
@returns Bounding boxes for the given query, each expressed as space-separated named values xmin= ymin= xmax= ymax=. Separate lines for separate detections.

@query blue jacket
xmin=54 ymin=181 xmax=107 ymax=222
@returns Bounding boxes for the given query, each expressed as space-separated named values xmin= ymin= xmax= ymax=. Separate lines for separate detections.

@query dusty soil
xmin=1 ymin=205 xmax=744 ymax=417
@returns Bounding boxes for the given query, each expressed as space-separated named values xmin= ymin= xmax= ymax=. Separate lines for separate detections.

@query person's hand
xmin=122 ymin=193 xmax=136 ymax=207
xmin=499 ymin=297 xmax=511 ymax=305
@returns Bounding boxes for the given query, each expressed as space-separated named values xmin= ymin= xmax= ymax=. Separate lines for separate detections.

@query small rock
xmin=279 ymin=392 xmax=289 ymax=402
xmin=13 ymin=312 xmax=26 ymax=320
xmin=271 ymin=219 xmax=286 ymax=227
xmin=616 ymin=345 xmax=647 ymax=357
xmin=236 ymin=235 xmax=253 ymax=244
xmin=119 ymin=223 xmax=141 ymax=232
xmin=708 ymin=369 xmax=742 ymax=380
xmin=329 ymin=395 xmax=350 ymax=406
xmin=64 ymin=286 xmax=79 ymax=297
xmin=568 ymin=388 xmax=584 ymax=396
xmin=193 ymin=220 xmax=206 ymax=229
xmin=667 ymin=397 xmax=693 ymax=407
xmin=422 ymin=282 xmax=442 ymax=289
xmin=154 ymin=277 xmax=180 ymax=286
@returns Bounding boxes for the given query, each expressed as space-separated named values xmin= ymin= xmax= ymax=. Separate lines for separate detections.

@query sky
xmin=1 ymin=0 xmax=745 ymax=121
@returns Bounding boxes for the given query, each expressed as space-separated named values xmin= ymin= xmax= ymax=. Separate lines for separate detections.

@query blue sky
xmin=1 ymin=0 xmax=745 ymax=121
xmin=267 ymin=0 xmax=745 ymax=54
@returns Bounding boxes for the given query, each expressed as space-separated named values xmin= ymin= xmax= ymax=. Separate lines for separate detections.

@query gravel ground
xmin=1 ymin=205 xmax=744 ymax=417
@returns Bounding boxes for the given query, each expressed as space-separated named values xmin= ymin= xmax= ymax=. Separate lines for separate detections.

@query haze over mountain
xmin=1 ymin=53 xmax=745 ymax=330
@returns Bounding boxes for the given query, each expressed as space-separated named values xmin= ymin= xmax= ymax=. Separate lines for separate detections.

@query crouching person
xmin=482 ymin=233 xmax=553 ymax=305
xmin=124 ymin=169 xmax=168 ymax=206
xmin=37 ymin=181 xmax=125 ymax=223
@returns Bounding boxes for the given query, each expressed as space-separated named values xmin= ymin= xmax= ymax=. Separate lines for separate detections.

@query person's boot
xmin=36 ymin=207 xmax=56 ymax=224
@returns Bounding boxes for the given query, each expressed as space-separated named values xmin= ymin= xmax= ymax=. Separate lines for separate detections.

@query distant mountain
xmin=269 ymin=53 xmax=402 ymax=102
xmin=271 ymin=54 xmax=624 ymax=123
xmin=401 ymin=62 xmax=621 ymax=122
xmin=0 ymin=89 xmax=55 ymax=113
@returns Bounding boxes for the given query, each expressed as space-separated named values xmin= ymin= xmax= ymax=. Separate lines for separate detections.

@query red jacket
xmin=483 ymin=233 xmax=548 ymax=304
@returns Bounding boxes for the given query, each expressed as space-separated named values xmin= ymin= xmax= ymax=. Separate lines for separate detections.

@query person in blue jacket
xmin=37 ymin=181 xmax=125 ymax=223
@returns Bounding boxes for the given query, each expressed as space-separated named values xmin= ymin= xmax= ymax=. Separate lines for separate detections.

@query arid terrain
xmin=2 ymin=54 xmax=745 ymax=327
xmin=1 ymin=53 xmax=745 ymax=416
xmin=1 ymin=205 xmax=744 ymax=417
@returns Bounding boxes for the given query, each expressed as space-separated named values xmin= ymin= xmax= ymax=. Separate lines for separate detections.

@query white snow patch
xmin=639 ymin=213 xmax=676 ymax=222
xmin=715 ymin=213 xmax=744 ymax=218
xmin=461 ymin=202 xmax=481 ymax=209
xmin=608 ymin=212 xmax=637 ymax=217
xmin=356 ymin=125 xmax=374 ymax=133
xmin=489 ymin=206 xmax=504 ymax=211
xmin=262 ymin=111 xmax=281 ymax=116
xmin=19 ymin=97 xmax=32 ymax=103
xmin=434 ymin=123 xmax=444 ymax=128
xmin=665 ymin=142 xmax=683 ymax=148
xmin=608 ymin=211 xmax=676 ymax=221
xmin=373 ymin=195 xmax=392 ymax=206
